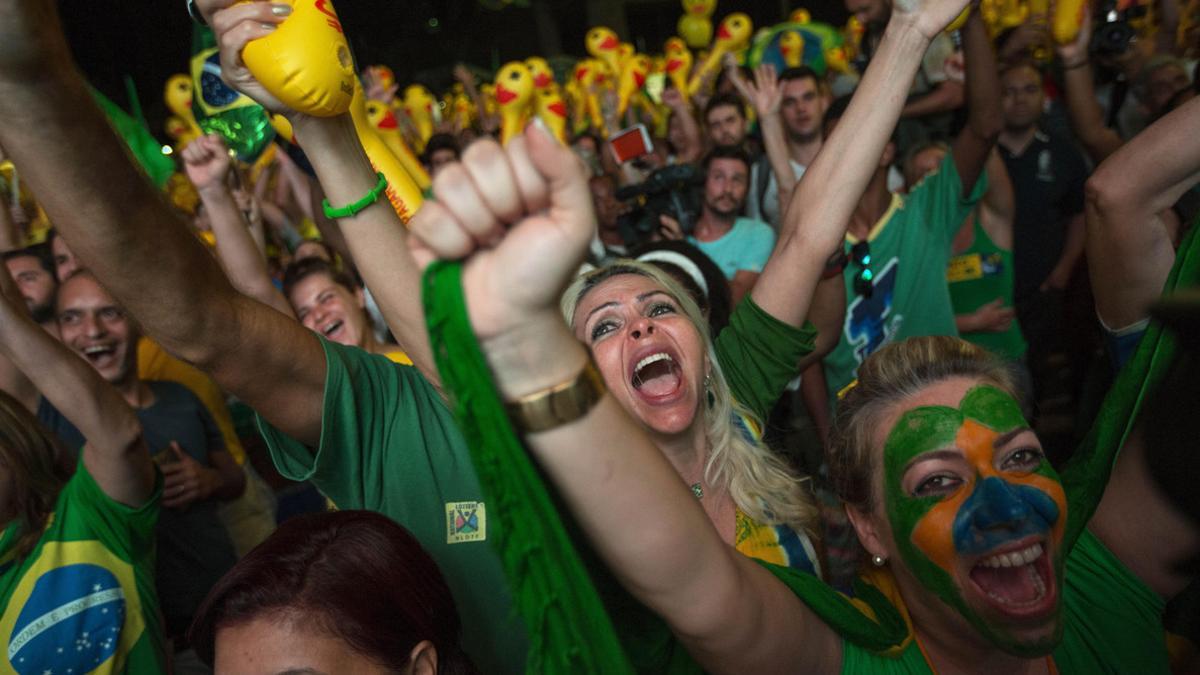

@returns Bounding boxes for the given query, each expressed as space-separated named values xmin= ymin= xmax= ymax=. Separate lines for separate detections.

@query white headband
xmin=635 ymin=250 xmax=709 ymax=297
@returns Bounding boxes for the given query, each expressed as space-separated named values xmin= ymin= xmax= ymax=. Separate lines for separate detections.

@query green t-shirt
xmin=946 ymin=212 xmax=1027 ymax=361
xmin=255 ymin=338 xmax=527 ymax=675
xmin=825 ymin=154 xmax=988 ymax=403
xmin=714 ymin=296 xmax=818 ymax=423
xmin=840 ymin=529 xmax=1168 ymax=673
xmin=0 ymin=460 xmax=163 ymax=674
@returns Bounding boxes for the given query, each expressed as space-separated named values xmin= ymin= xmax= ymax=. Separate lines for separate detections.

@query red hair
xmin=189 ymin=510 xmax=477 ymax=673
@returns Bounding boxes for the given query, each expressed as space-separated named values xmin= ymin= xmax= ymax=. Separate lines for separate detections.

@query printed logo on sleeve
xmin=445 ymin=502 xmax=487 ymax=544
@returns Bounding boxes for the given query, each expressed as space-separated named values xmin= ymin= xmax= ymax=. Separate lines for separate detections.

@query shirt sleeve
xmin=714 ymin=296 xmax=818 ymax=422
xmin=65 ymin=455 xmax=161 ymax=561
xmin=910 ymin=152 xmax=988 ymax=244
xmin=254 ymin=338 xmax=454 ymax=513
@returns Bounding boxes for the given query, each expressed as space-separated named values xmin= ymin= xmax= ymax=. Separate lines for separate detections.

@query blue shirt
xmin=689 ymin=217 xmax=776 ymax=280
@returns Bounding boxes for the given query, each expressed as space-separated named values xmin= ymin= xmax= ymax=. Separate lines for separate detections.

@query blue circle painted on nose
xmin=952 ymin=477 xmax=1060 ymax=556
xmin=8 ymin=564 xmax=126 ymax=674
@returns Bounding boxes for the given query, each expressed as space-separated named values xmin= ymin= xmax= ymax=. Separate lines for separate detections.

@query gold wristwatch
xmin=505 ymin=360 xmax=606 ymax=433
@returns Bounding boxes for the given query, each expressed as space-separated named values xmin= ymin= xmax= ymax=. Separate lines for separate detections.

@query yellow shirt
xmin=137 ymin=337 xmax=247 ymax=465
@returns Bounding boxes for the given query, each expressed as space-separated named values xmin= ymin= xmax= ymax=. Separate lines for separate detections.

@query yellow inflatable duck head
xmin=715 ymin=12 xmax=753 ymax=51
xmin=778 ymin=30 xmax=805 ymax=68
xmin=365 ymin=98 xmax=398 ymax=132
xmin=494 ymin=61 xmax=535 ymax=144
xmin=525 ymin=56 xmax=555 ymax=90
xmin=164 ymin=74 xmax=195 ymax=119
xmin=480 ymin=83 xmax=499 ymax=117
xmin=664 ymin=37 xmax=693 ymax=94
xmin=678 ymin=0 xmax=715 ymax=47
xmin=402 ymin=84 xmax=437 ymax=149
xmin=789 ymin=8 xmax=812 ymax=24
xmin=586 ymin=26 xmax=622 ymax=74
xmin=617 ymin=54 xmax=652 ymax=115
xmin=535 ymin=87 xmax=569 ymax=143
xmin=825 ymin=45 xmax=852 ymax=74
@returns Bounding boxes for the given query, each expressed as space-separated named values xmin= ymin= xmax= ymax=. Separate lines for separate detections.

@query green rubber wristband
xmin=322 ymin=172 xmax=388 ymax=219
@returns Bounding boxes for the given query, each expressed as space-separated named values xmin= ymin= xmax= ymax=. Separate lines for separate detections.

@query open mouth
xmin=82 ymin=344 xmax=117 ymax=367
xmin=630 ymin=352 xmax=683 ymax=400
xmin=967 ymin=540 xmax=1056 ymax=617
xmin=321 ymin=320 xmax=345 ymax=339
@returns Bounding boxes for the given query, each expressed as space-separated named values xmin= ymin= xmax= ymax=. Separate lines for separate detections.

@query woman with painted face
xmin=407 ymin=0 xmax=1196 ymax=671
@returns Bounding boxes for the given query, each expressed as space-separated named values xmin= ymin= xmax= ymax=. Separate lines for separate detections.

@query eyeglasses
xmin=851 ymin=241 xmax=874 ymax=298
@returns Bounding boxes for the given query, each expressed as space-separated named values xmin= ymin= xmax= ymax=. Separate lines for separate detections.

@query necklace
xmin=691 ymin=482 xmax=703 ymax=499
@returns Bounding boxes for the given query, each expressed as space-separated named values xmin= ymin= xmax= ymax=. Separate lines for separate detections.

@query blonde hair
xmin=828 ymin=336 xmax=1018 ymax=513
xmin=562 ymin=261 xmax=819 ymax=538
xmin=0 ymin=390 xmax=68 ymax=560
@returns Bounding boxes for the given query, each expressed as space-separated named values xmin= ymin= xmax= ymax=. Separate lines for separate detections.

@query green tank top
xmin=946 ymin=212 xmax=1028 ymax=361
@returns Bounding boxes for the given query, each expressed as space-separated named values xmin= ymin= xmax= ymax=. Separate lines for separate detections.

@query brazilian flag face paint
xmin=882 ymin=385 xmax=1067 ymax=656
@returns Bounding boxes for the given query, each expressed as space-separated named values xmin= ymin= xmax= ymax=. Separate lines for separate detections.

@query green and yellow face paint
xmin=882 ymin=384 xmax=1067 ymax=656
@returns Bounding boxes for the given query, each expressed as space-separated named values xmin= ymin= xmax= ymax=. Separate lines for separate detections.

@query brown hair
xmin=0 ymin=390 xmax=69 ymax=560
xmin=190 ymin=510 xmax=478 ymax=673
xmin=828 ymin=336 xmax=1017 ymax=512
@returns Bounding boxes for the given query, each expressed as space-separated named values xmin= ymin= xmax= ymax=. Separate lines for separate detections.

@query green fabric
xmin=421 ymin=261 xmax=636 ymax=675
xmin=253 ymin=338 xmax=527 ymax=675
xmin=89 ymin=87 xmax=174 ymax=189
xmin=946 ymin=212 xmax=1027 ymax=361
xmin=714 ymin=296 xmax=818 ymax=422
xmin=825 ymin=153 xmax=988 ymax=404
xmin=0 ymin=459 xmax=164 ymax=673
xmin=838 ymin=530 xmax=1168 ymax=673
xmin=1060 ymin=223 xmax=1200 ymax=550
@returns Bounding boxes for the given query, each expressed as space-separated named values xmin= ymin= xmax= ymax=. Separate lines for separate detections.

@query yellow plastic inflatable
xmin=535 ymin=86 xmax=569 ymax=144
xmin=348 ymin=83 xmax=424 ymax=223
xmin=779 ymin=30 xmax=805 ymax=68
xmin=402 ymin=84 xmax=437 ymax=152
xmin=364 ymin=98 xmax=432 ymax=191
xmin=664 ymin=37 xmax=693 ymax=95
xmin=679 ymin=0 xmax=716 ymax=49
xmin=494 ymin=61 xmax=536 ymax=144
xmin=586 ymin=26 xmax=623 ymax=76
xmin=525 ymin=56 xmax=556 ymax=91
xmin=688 ymin=12 xmax=753 ymax=96
xmin=1052 ymin=0 xmax=1086 ymax=44
xmin=790 ymin=8 xmax=812 ymax=24
xmin=240 ymin=0 xmax=356 ymax=116
xmin=617 ymin=54 xmax=651 ymax=116
xmin=164 ymin=73 xmax=202 ymax=149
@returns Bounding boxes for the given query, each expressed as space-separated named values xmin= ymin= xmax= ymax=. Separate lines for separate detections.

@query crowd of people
xmin=0 ymin=0 xmax=1197 ymax=672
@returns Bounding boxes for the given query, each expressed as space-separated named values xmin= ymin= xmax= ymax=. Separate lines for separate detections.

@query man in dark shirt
xmin=997 ymin=61 xmax=1089 ymax=411
xmin=38 ymin=270 xmax=244 ymax=668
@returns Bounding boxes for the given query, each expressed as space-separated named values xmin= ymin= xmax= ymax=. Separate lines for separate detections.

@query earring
xmin=871 ymin=554 xmax=887 ymax=567
xmin=703 ymin=373 xmax=713 ymax=393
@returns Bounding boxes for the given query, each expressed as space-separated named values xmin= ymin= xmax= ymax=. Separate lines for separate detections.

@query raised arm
xmin=410 ymin=123 xmax=840 ymax=674
xmin=661 ymin=87 xmax=703 ymax=165
xmin=1084 ymin=94 xmax=1200 ymax=329
xmin=751 ymin=0 xmax=958 ymax=329
xmin=0 ymin=0 xmax=327 ymax=445
xmin=950 ymin=8 xmax=1003 ymax=195
xmin=182 ymin=133 xmax=294 ymax=318
xmin=201 ymin=0 xmax=441 ymax=389
xmin=728 ymin=63 xmax=799 ymax=213
xmin=0 ymin=256 xmax=153 ymax=505
xmin=1056 ymin=5 xmax=1124 ymax=164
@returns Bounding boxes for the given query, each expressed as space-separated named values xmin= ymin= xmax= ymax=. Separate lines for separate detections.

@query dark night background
xmin=60 ymin=0 xmax=847 ymax=146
